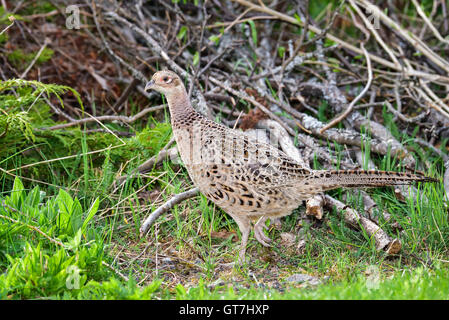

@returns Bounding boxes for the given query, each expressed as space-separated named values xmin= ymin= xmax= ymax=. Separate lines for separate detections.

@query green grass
xmin=1 ymin=174 xmax=448 ymax=300
xmin=1 ymin=157 xmax=447 ymax=299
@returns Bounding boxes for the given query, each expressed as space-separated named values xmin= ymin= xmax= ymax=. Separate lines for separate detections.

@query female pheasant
xmin=145 ymin=70 xmax=436 ymax=262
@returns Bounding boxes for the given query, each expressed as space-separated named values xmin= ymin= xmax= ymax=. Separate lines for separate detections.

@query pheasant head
xmin=145 ymin=70 xmax=196 ymax=126
xmin=145 ymin=70 xmax=184 ymax=97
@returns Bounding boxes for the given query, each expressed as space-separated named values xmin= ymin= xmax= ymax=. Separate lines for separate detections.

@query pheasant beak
xmin=144 ymin=80 xmax=155 ymax=92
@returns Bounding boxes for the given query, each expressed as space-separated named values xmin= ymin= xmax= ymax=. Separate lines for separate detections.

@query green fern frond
xmin=0 ymin=79 xmax=84 ymax=110
xmin=0 ymin=110 xmax=35 ymax=141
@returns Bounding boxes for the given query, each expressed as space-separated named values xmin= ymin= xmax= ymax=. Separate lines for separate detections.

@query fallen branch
xmin=324 ymin=195 xmax=401 ymax=254
xmin=230 ymin=0 xmax=397 ymax=70
xmin=231 ymin=0 xmax=449 ymax=87
xmin=115 ymin=144 xmax=178 ymax=186
xmin=140 ymin=187 xmax=200 ymax=237
xmin=38 ymin=104 xmax=165 ymax=131
xmin=285 ymin=111 xmax=408 ymax=161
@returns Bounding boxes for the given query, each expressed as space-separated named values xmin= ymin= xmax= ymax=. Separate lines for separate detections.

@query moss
xmin=7 ymin=48 xmax=54 ymax=69
xmin=0 ymin=33 xmax=8 ymax=44
xmin=17 ymin=1 xmax=57 ymax=16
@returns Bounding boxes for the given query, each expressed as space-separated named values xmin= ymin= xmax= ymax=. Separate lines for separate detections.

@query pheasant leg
xmin=254 ymin=216 xmax=272 ymax=247
xmin=231 ymin=214 xmax=251 ymax=263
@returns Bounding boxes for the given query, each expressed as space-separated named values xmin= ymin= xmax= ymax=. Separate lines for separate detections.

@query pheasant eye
xmin=162 ymin=76 xmax=172 ymax=83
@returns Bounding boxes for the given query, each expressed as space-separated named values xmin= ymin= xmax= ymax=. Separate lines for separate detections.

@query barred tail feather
xmin=310 ymin=169 xmax=437 ymax=191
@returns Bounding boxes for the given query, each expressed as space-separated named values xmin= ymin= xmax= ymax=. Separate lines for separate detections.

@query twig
xmin=90 ymin=1 xmax=147 ymax=82
xmin=411 ymin=0 xmax=449 ymax=46
xmin=320 ymin=43 xmax=372 ymax=133
xmin=206 ymin=15 xmax=276 ymax=29
xmin=349 ymin=0 xmax=401 ymax=69
xmin=19 ymin=37 xmax=51 ymax=79
xmin=230 ymin=0 xmax=397 ymax=70
xmin=101 ymin=261 xmax=130 ymax=282
xmin=256 ymin=119 xmax=306 ymax=166
xmin=354 ymin=0 xmax=449 ymax=74
xmin=257 ymin=119 xmax=325 ymax=219
xmin=7 ymin=143 xmax=124 ymax=173
xmin=231 ymin=0 xmax=449 ymax=84
xmin=22 ymin=9 xmax=59 ymax=20
xmin=0 ymin=205 xmax=64 ymax=247
xmin=38 ymin=104 xmax=165 ymax=131
xmin=140 ymin=187 xmax=200 ymax=237
xmin=105 ymin=11 xmax=185 ymax=78
xmin=415 ymin=84 xmax=449 ymax=120
xmin=105 ymin=10 xmax=211 ymax=117
xmin=0 ymin=15 xmax=15 ymax=35
xmin=208 ymin=76 xmax=296 ymax=136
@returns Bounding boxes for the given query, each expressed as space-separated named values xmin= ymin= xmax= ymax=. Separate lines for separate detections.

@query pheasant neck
xmin=166 ymin=88 xmax=198 ymax=126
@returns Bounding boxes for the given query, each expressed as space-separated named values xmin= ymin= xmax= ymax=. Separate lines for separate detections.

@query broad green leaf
xmin=81 ymin=197 xmax=99 ymax=234
xmin=71 ymin=198 xmax=83 ymax=233
xmin=25 ymin=186 xmax=41 ymax=208
xmin=324 ymin=38 xmax=336 ymax=47
xmin=11 ymin=177 xmax=24 ymax=208
xmin=56 ymin=189 xmax=73 ymax=233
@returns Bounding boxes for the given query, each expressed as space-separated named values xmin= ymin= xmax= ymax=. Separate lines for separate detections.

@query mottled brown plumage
xmin=145 ymin=70 xmax=436 ymax=262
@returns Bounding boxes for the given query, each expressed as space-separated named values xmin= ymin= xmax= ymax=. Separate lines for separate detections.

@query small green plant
xmin=0 ymin=110 xmax=34 ymax=141
xmin=7 ymin=48 xmax=54 ymax=69
xmin=247 ymin=20 xmax=258 ymax=46
xmin=176 ymin=26 xmax=188 ymax=41
xmin=0 ymin=78 xmax=83 ymax=110
xmin=278 ymin=46 xmax=286 ymax=58
xmin=0 ymin=33 xmax=8 ymax=44
xmin=0 ymin=177 xmax=134 ymax=299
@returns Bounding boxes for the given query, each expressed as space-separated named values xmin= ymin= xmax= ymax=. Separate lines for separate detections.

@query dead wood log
xmin=324 ymin=195 xmax=401 ymax=254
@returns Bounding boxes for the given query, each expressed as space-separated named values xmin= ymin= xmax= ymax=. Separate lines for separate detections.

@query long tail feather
xmin=308 ymin=169 xmax=437 ymax=191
